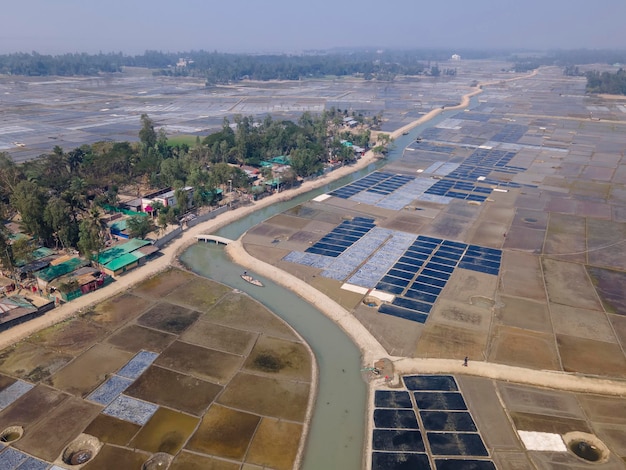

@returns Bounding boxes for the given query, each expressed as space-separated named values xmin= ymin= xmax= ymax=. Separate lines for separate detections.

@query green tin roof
xmin=103 ymin=252 xmax=141 ymax=272
xmin=31 ymin=247 xmax=55 ymax=260
xmin=95 ymin=239 xmax=151 ymax=266
xmin=270 ymin=155 xmax=290 ymax=164
xmin=108 ymin=219 xmax=127 ymax=232
xmin=36 ymin=258 xmax=88 ymax=282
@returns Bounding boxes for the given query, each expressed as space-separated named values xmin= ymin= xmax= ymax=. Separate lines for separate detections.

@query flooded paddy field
xmin=0 ymin=268 xmax=312 ymax=469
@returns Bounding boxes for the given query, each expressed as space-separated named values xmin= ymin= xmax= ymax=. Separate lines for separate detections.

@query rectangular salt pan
xmin=517 ymin=430 xmax=567 ymax=452
xmin=88 ymin=375 xmax=133 ymax=406
xmin=117 ymin=350 xmax=159 ymax=379
xmin=103 ymin=395 xmax=158 ymax=426
xmin=0 ymin=380 xmax=34 ymax=410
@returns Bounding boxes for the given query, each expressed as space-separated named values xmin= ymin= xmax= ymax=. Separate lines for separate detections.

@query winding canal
xmin=179 ymin=104 xmax=475 ymax=469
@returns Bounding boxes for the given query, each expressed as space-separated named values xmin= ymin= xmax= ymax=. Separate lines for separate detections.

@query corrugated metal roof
xmin=36 ymin=258 xmax=88 ymax=282
xmin=96 ymin=239 xmax=151 ymax=266
xmin=103 ymin=252 xmax=141 ymax=272
xmin=108 ymin=219 xmax=128 ymax=232
xmin=31 ymin=247 xmax=55 ymax=260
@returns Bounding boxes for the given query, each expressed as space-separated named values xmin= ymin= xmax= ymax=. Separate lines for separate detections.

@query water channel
xmin=179 ymin=103 xmax=476 ymax=469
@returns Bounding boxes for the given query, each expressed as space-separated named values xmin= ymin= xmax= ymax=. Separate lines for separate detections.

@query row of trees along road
xmin=0 ymin=108 xmax=378 ymax=275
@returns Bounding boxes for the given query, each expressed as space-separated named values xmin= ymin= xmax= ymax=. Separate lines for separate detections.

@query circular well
xmin=563 ymin=432 xmax=610 ymax=464
xmin=0 ymin=426 xmax=23 ymax=443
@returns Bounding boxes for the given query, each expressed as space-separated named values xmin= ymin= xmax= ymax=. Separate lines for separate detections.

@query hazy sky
xmin=2 ymin=0 xmax=624 ymax=55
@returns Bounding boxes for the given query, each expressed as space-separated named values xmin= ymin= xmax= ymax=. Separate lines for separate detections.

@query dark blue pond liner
xmin=425 ymin=263 xmax=455 ymax=274
xmin=430 ymin=256 xmax=458 ymax=267
xmin=351 ymin=216 xmax=376 ymax=225
xmin=427 ymin=189 xmax=448 ymax=196
xmin=421 ymin=269 xmax=450 ymax=280
xmin=467 ymin=194 xmax=488 ymax=202
xmin=435 ymin=459 xmax=496 ymax=470
xmin=473 ymin=187 xmax=493 ymax=194
xmin=388 ymin=269 xmax=417 ymax=281
xmin=435 ymin=245 xmax=464 ymax=255
xmin=373 ymin=409 xmax=419 ymax=429
xmin=378 ymin=304 xmax=428 ymax=324
xmin=403 ymin=375 xmax=458 ymax=392
xmin=306 ymin=247 xmax=342 ymax=257
xmin=464 ymin=248 xmax=501 ymax=259
xmin=411 ymin=237 xmax=439 ymax=249
xmin=375 ymin=390 xmax=413 ymax=408
xmin=433 ymin=251 xmax=462 ymax=262
xmin=418 ymin=236 xmax=444 ymax=244
xmin=372 ymin=452 xmax=431 ymax=470
xmin=426 ymin=433 xmax=489 ymax=457
xmin=409 ymin=283 xmax=442 ymax=295
xmin=413 ymin=392 xmax=467 ymax=410
xmin=458 ymin=264 xmax=499 ymax=276
xmin=442 ymin=240 xmax=467 ymax=250
xmin=462 ymin=253 xmax=501 ymax=264
xmin=410 ymin=245 xmax=437 ymax=255
xmin=476 ymin=260 xmax=501 ymax=270
xmin=413 ymin=240 xmax=439 ymax=249
xmin=435 ymin=245 xmax=465 ymax=257
xmin=379 ymin=275 xmax=410 ymax=288
xmin=404 ymin=290 xmax=438 ymax=304
xmin=420 ymin=411 xmax=478 ymax=432
xmin=404 ymin=248 xmax=432 ymax=259
xmin=446 ymin=191 xmax=469 ymax=199
xmin=319 ymin=237 xmax=356 ymax=247
xmin=375 ymin=283 xmax=405 ymax=295
xmin=307 ymin=243 xmax=344 ymax=254
xmin=331 ymin=190 xmax=357 ymax=197
xmin=373 ymin=430 xmax=426 ymax=452
xmin=392 ymin=297 xmax=433 ymax=314
xmin=375 ymin=183 xmax=401 ymax=190
xmin=467 ymin=245 xmax=502 ymax=256
xmin=331 ymin=228 xmax=367 ymax=238
xmin=460 ymin=258 xmax=500 ymax=270
xmin=416 ymin=276 xmax=447 ymax=288
xmin=398 ymin=257 xmax=427 ymax=268
xmin=394 ymin=262 xmax=422 ymax=273
xmin=317 ymin=238 xmax=353 ymax=247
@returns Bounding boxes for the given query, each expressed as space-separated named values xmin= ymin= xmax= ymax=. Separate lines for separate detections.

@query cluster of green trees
xmin=0 ymin=109 xmax=375 ymax=271
xmin=0 ymin=52 xmax=125 ymax=76
xmin=585 ymin=69 xmax=626 ymax=95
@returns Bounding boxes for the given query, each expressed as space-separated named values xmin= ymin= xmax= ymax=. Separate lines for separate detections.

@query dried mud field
xmin=0 ymin=268 xmax=313 ymax=469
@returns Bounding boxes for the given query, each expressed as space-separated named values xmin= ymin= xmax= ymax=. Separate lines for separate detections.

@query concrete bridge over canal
xmin=195 ymin=234 xmax=233 ymax=245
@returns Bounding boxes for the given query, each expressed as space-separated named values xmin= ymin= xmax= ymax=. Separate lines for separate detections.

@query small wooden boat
xmin=241 ymin=274 xmax=263 ymax=287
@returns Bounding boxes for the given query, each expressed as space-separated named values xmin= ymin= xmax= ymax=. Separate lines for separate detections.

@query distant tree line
xmin=0 ymin=48 xmax=513 ymax=83
xmin=509 ymin=49 xmax=626 ymax=73
xmin=3 ymin=48 xmax=625 ymax=83
xmin=585 ymin=69 xmax=626 ymax=95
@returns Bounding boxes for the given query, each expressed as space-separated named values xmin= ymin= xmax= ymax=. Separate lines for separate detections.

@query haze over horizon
xmin=1 ymin=0 xmax=624 ymax=56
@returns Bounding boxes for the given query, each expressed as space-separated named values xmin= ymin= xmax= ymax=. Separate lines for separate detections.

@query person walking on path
xmin=463 ymin=356 xmax=468 ymax=367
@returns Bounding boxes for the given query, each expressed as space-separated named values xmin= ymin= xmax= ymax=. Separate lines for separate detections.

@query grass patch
xmin=168 ymin=135 xmax=200 ymax=147
xmin=253 ymin=353 xmax=284 ymax=372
